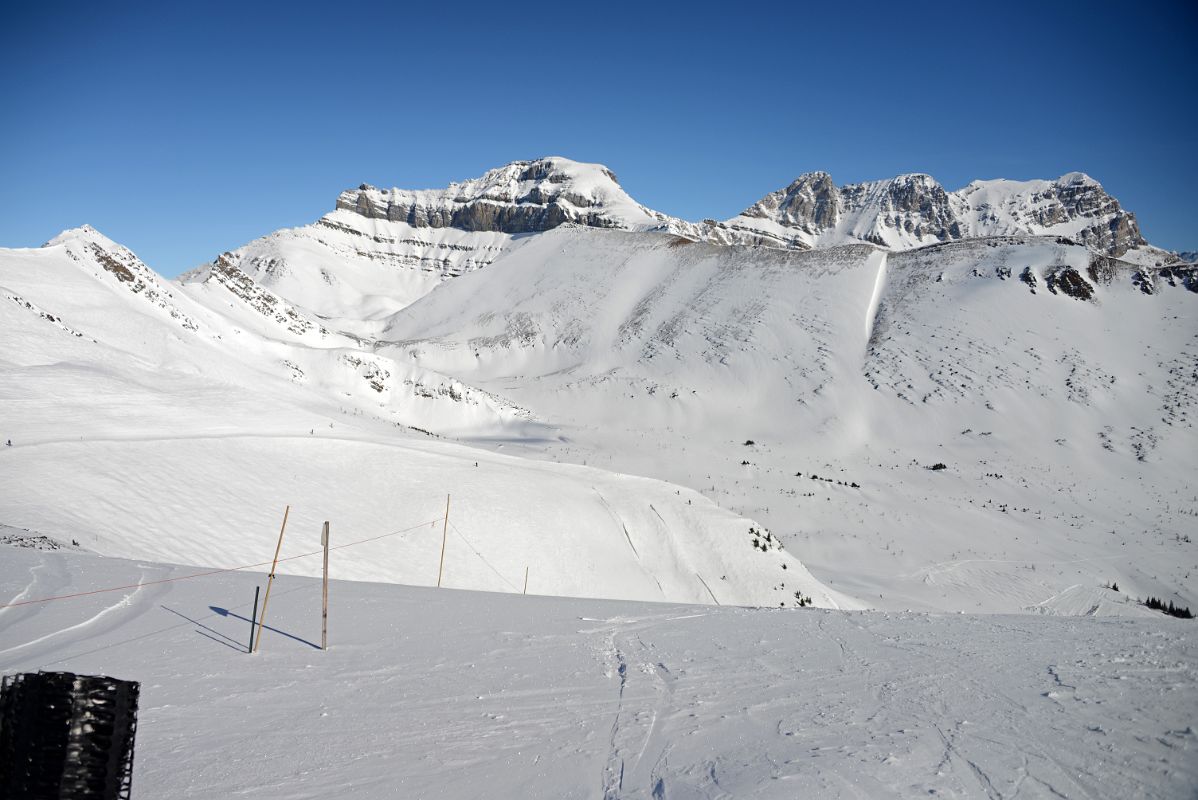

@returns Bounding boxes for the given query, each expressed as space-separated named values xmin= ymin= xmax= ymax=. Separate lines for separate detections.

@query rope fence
xmin=0 ymin=516 xmax=446 ymax=610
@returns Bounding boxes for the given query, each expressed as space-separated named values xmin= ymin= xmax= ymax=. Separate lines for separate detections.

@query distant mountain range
xmin=2 ymin=157 xmax=1194 ymax=614
xmin=186 ymin=157 xmax=1190 ymax=335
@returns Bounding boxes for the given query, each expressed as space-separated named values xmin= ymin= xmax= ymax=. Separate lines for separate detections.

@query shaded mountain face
xmin=728 ymin=171 xmax=1148 ymax=257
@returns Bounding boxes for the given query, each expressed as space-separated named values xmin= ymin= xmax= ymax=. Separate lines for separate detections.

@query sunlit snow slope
xmin=0 ymin=227 xmax=847 ymax=609
xmin=3 ymin=157 xmax=1196 ymax=617
xmin=379 ymin=228 xmax=1198 ymax=613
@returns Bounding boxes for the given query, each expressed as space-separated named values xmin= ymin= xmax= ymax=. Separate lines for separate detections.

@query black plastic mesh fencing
xmin=0 ymin=671 xmax=140 ymax=799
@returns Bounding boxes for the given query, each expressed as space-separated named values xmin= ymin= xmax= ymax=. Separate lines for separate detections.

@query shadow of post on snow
xmin=210 ymin=606 xmax=321 ymax=650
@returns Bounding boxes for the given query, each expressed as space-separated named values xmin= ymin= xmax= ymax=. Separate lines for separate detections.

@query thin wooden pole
xmin=253 ymin=505 xmax=290 ymax=653
xmin=523 ymin=566 xmax=529 ymax=595
xmin=436 ymin=494 xmax=450 ymax=587
xmin=321 ymin=521 xmax=330 ymax=651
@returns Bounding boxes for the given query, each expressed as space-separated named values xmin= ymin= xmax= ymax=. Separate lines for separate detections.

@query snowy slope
xmin=1 ymin=544 xmax=1194 ymax=799
xmin=0 ymin=228 xmax=850 ymax=609
xmin=377 ymin=227 xmax=1198 ymax=614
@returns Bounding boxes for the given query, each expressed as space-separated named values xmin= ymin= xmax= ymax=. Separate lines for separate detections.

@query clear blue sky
xmin=2 ymin=0 xmax=1195 ymax=275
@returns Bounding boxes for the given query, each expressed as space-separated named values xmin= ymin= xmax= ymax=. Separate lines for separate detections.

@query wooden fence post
xmin=253 ymin=506 xmax=290 ymax=653
xmin=437 ymin=494 xmax=450 ymax=587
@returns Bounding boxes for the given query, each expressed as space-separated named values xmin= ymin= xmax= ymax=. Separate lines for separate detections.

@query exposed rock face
xmin=842 ymin=174 xmax=964 ymax=245
xmin=197 ymin=254 xmax=327 ymax=337
xmin=727 ymin=170 xmax=1147 ymax=257
xmin=1087 ymin=255 xmax=1119 ymax=286
xmin=989 ymin=172 xmax=1145 ymax=256
xmin=1045 ymin=266 xmax=1096 ymax=301
xmin=312 ymin=158 xmax=1165 ymax=266
xmin=334 ymin=157 xmax=662 ymax=235
xmin=44 ymin=226 xmax=200 ymax=331
xmin=740 ymin=172 xmax=841 ymax=234
xmin=1020 ymin=266 xmax=1039 ymax=292
xmin=1133 ymin=265 xmax=1198 ymax=295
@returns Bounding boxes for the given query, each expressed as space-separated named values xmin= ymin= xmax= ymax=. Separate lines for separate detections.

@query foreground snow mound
xmin=1027 ymin=583 xmax=1162 ymax=617
xmin=1 ymin=546 xmax=1194 ymax=799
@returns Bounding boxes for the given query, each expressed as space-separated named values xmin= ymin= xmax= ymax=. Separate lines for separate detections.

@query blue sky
xmin=2 ymin=0 xmax=1195 ymax=275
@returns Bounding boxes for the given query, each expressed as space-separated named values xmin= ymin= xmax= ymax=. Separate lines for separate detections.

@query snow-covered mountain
xmin=195 ymin=158 xmax=1180 ymax=339
xmin=725 ymin=170 xmax=1162 ymax=261
xmin=337 ymin=157 xmax=665 ymax=233
xmin=2 ymin=157 xmax=1194 ymax=800
xmin=2 ymin=156 xmax=1194 ymax=617
xmin=191 ymin=157 xmax=795 ymax=337
xmin=0 ymin=224 xmax=854 ymax=610
xmin=374 ymin=225 xmax=1197 ymax=612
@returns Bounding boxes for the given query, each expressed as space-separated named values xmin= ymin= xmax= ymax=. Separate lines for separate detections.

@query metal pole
xmin=321 ymin=521 xmax=330 ymax=651
xmin=249 ymin=586 xmax=260 ymax=654
xmin=437 ymin=494 xmax=450 ymax=587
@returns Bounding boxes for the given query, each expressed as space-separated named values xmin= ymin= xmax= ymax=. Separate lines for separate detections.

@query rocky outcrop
xmin=843 ymin=174 xmax=964 ymax=244
xmin=334 ymin=158 xmax=662 ymax=235
xmin=44 ymin=226 xmax=200 ymax=332
xmin=727 ymin=170 xmax=1147 ymax=257
xmin=199 ymin=254 xmax=327 ymax=337
xmin=1045 ymin=267 xmax=1096 ymax=301
xmin=1133 ymin=264 xmax=1198 ymax=295
xmin=1002 ymin=173 xmax=1145 ymax=256
xmin=740 ymin=172 xmax=841 ymax=235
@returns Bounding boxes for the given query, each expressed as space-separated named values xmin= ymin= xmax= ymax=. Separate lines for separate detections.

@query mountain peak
xmin=42 ymin=224 xmax=117 ymax=249
xmin=1057 ymin=171 xmax=1098 ymax=186
xmin=729 ymin=169 xmax=1145 ymax=256
xmin=333 ymin=156 xmax=657 ymax=235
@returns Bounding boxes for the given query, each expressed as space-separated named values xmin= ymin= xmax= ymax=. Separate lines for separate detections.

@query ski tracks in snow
xmin=588 ymin=616 xmax=684 ymax=800
xmin=0 ymin=565 xmax=166 ymax=663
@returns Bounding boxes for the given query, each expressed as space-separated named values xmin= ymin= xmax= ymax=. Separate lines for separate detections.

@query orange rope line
xmin=0 ymin=516 xmax=444 ymax=609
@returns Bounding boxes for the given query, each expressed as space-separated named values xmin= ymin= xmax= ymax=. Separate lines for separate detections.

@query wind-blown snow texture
xmin=0 ymin=546 xmax=1194 ymax=799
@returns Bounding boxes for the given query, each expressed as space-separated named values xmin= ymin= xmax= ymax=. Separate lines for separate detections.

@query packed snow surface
xmin=1 ymin=546 xmax=1194 ymax=799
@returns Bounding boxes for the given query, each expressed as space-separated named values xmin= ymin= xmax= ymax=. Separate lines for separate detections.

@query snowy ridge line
xmin=0 ymin=516 xmax=445 ymax=609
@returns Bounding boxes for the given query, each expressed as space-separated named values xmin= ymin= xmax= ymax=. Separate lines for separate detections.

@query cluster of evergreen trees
xmin=1142 ymin=597 xmax=1193 ymax=619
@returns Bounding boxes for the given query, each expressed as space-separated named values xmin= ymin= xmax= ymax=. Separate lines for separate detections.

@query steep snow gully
xmin=864 ymin=249 xmax=889 ymax=344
